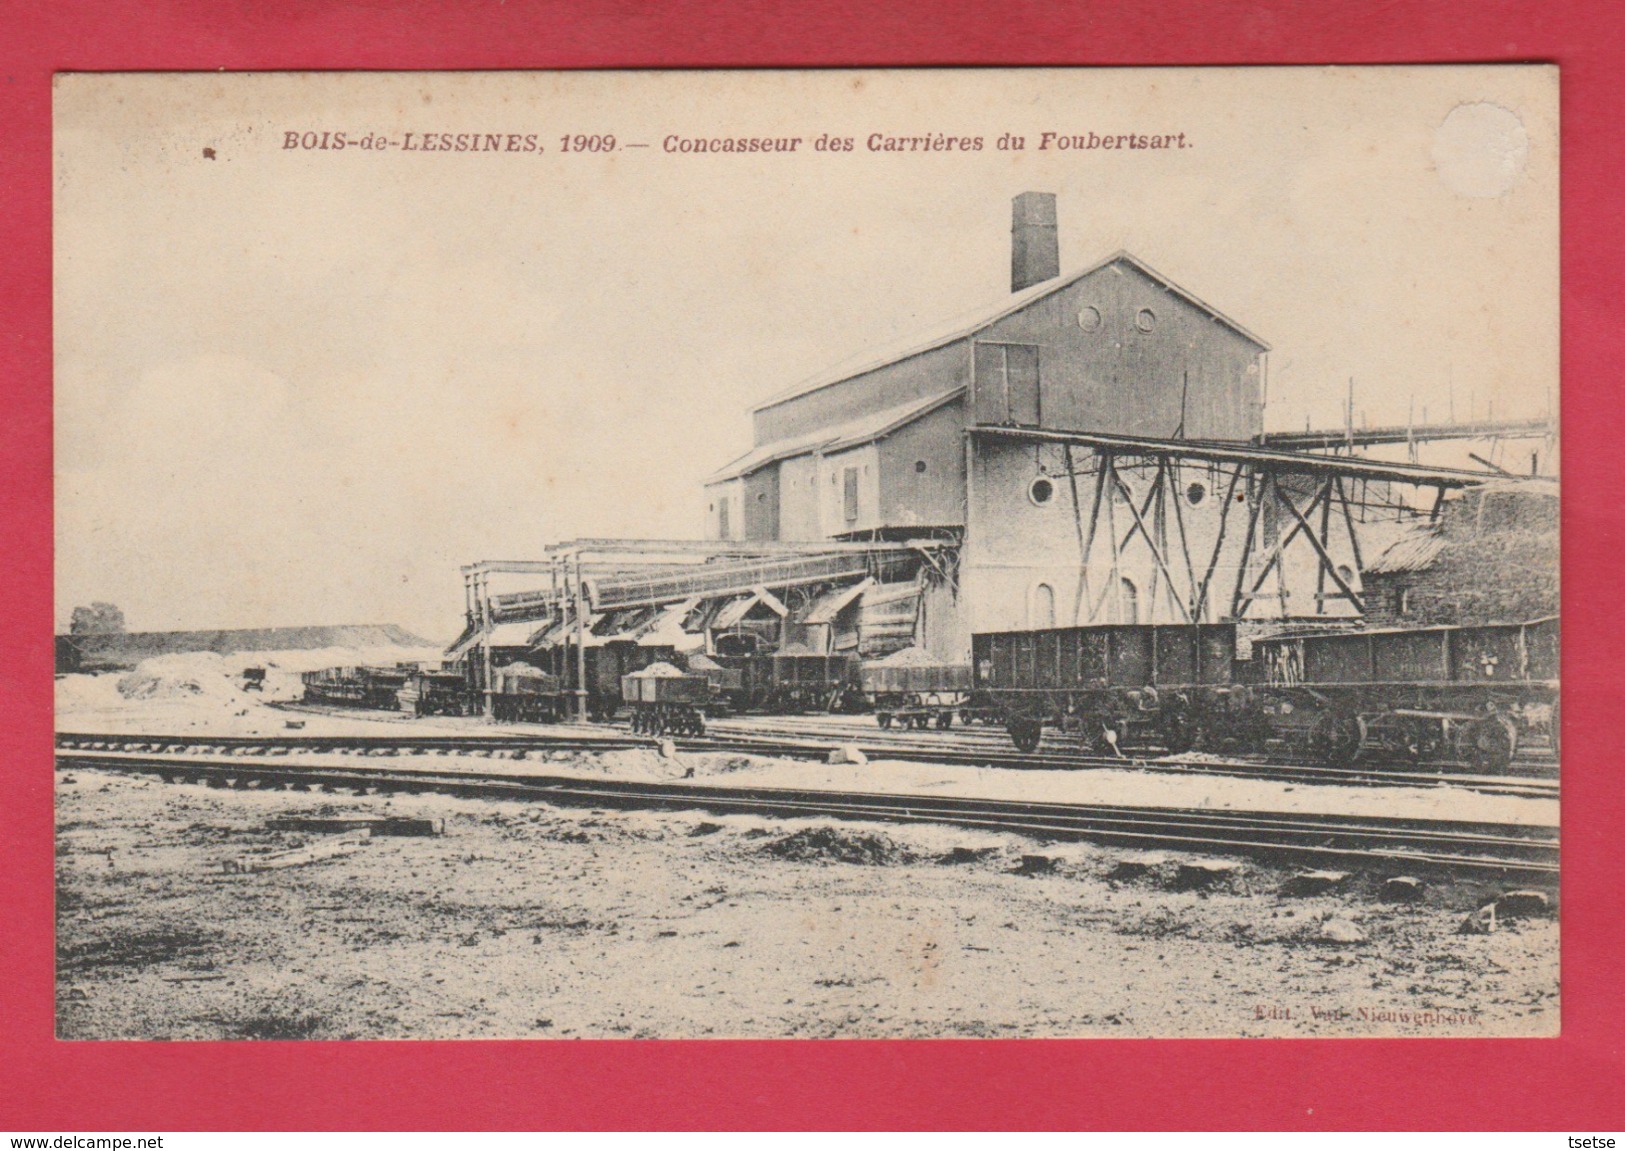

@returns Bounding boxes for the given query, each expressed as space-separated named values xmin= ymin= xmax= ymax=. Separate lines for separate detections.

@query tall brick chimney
xmin=1011 ymin=191 xmax=1060 ymax=293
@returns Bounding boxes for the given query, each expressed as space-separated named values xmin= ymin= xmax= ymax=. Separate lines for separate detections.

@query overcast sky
xmin=54 ymin=67 xmax=1558 ymax=639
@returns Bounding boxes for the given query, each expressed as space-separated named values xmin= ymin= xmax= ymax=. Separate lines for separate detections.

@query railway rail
xmin=56 ymin=725 xmax=1561 ymax=801
xmin=56 ymin=747 xmax=1559 ymax=880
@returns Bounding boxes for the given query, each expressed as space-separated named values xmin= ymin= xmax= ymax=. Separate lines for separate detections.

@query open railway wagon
xmin=974 ymin=624 xmax=1236 ymax=755
xmin=859 ymin=660 xmax=977 ymax=729
xmin=622 ymin=664 xmax=712 ymax=735
xmin=532 ymin=640 xmax=681 ymax=722
xmin=479 ymin=663 xmax=563 ymax=722
xmin=398 ymin=667 xmax=479 ymax=717
xmin=1250 ymin=616 xmax=1559 ymax=770
xmin=687 ymin=651 xmax=771 ymax=715
xmin=300 ymin=665 xmax=413 ymax=710
xmin=768 ymin=651 xmax=861 ymax=714
xmin=689 ymin=650 xmax=861 ymax=715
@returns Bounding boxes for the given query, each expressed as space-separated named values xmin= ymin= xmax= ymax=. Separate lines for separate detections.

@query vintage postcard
xmin=54 ymin=67 xmax=1558 ymax=1039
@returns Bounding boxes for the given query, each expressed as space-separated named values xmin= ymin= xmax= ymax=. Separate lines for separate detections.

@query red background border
xmin=3 ymin=0 xmax=1622 ymax=1131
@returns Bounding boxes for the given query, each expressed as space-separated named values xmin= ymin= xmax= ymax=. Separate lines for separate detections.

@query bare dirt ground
xmin=56 ymin=766 xmax=1558 ymax=1040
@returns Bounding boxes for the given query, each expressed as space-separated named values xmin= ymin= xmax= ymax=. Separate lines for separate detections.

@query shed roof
xmin=751 ymin=251 xmax=1270 ymax=415
xmin=1364 ymin=526 xmax=1446 ymax=575
xmin=706 ymin=387 xmax=964 ymax=484
xmin=800 ymin=578 xmax=873 ymax=625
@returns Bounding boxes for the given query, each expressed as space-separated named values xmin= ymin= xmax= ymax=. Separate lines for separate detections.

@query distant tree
xmin=69 ymin=602 xmax=126 ymax=635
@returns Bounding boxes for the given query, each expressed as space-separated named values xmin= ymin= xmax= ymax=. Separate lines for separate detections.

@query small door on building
xmin=842 ymin=467 xmax=860 ymax=524
xmin=718 ymin=497 xmax=731 ymax=540
xmin=973 ymin=342 xmax=1042 ymax=427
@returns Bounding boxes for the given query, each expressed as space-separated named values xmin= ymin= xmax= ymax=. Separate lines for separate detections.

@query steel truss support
xmin=1074 ymin=453 xmax=1200 ymax=625
xmin=1061 ymin=448 xmax=1381 ymax=625
xmin=1232 ymin=472 xmax=1365 ymax=619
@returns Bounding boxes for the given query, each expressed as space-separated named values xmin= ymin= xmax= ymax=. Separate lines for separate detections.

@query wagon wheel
xmin=877 ymin=712 xmax=893 ymax=729
xmin=1460 ymin=715 xmax=1517 ymax=773
xmin=1159 ymin=707 xmax=1196 ymax=756
xmin=1367 ymin=713 xmax=1424 ymax=763
xmin=1075 ymin=720 xmax=1110 ymax=756
xmin=1309 ymin=710 xmax=1364 ymax=768
xmin=1008 ymin=718 xmax=1043 ymax=754
xmin=936 ymin=710 xmax=954 ymax=730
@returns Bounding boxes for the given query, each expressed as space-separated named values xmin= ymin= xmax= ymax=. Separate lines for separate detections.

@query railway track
xmin=56 ymin=747 xmax=1560 ymax=880
xmin=58 ymin=720 xmax=1559 ymax=801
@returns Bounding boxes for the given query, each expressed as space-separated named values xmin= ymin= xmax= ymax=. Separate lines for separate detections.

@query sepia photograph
xmin=52 ymin=66 xmax=1559 ymax=1040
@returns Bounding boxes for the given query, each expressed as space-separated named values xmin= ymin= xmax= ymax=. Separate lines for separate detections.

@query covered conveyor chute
xmin=584 ymin=550 xmax=917 ymax=612
xmin=453 ymin=539 xmax=948 ymax=719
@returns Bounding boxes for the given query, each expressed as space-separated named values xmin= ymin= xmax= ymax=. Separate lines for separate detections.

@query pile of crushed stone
xmin=868 ymin=646 xmax=952 ymax=667
xmin=761 ymin=824 xmax=916 ymax=866
xmin=55 ymin=644 xmax=446 ymax=714
xmin=628 ymin=662 xmax=687 ymax=678
xmin=116 ymin=653 xmax=244 ymax=702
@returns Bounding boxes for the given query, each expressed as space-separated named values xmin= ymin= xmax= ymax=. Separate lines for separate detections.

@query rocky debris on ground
xmin=1315 ymin=915 xmax=1368 ymax=944
xmin=1108 ymin=852 xmax=1171 ymax=882
xmin=1459 ymin=903 xmax=1499 ymax=935
xmin=54 ymin=770 xmax=1560 ymax=1039
xmin=1380 ymin=876 xmax=1427 ymax=903
xmin=1170 ymin=859 xmax=1249 ymax=894
xmin=940 ymin=845 xmax=1000 ymax=865
xmin=1279 ymin=870 xmax=1350 ymax=898
xmin=1012 ymin=853 xmax=1059 ymax=876
xmin=827 ymin=745 xmax=868 ymax=766
xmin=761 ymin=824 xmax=913 ymax=866
xmin=1495 ymin=890 xmax=1553 ymax=920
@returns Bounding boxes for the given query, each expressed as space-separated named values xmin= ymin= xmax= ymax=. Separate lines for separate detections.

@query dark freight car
xmin=769 ymin=651 xmax=858 ymax=713
xmin=973 ymin=624 xmax=1237 ymax=753
xmin=1251 ymin=616 xmax=1559 ymax=768
xmin=622 ymin=667 xmax=713 ymax=735
xmin=534 ymin=641 xmax=680 ymax=721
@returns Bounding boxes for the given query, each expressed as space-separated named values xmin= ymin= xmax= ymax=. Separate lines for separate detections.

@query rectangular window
xmin=973 ymin=341 xmax=1042 ymax=427
xmin=842 ymin=467 xmax=859 ymax=523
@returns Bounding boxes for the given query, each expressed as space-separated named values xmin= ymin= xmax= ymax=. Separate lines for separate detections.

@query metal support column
xmin=573 ymin=550 xmax=589 ymax=723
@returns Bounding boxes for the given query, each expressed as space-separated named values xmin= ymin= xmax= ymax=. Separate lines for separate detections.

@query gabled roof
xmin=751 ymin=251 xmax=1271 ymax=415
xmin=706 ymin=387 xmax=965 ymax=484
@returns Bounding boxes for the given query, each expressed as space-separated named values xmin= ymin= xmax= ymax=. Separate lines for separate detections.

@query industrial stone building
xmin=702 ymin=191 xmax=1366 ymax=658
xmin=452 ymin=192 xmax=1536 ymax=685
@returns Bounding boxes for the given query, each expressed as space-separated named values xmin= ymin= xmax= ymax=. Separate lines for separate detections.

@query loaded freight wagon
xmin=858 ymin=653 xmax=976 ymax=729
xmin=622 ymin=663 xmax=713 ymax=735
xmin=1250 ymin=616 xmax=1559 ymax=769
xmin=973 ymin=617 xmax=1558 ymax=770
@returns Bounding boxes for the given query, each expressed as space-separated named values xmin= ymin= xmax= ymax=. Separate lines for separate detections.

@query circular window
xmin=915 ymin=460 xmax=928 ymax=474
xmin=1186 ymin=481 xmax=1207 ymax=506
xmin=1135 ymin=307 xmax=1157 ymax=333
xmin=1077 ymin=305 xmax=1103 ymax=333
xmin=1028 ymin=476 xmax=1056 ymax=506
